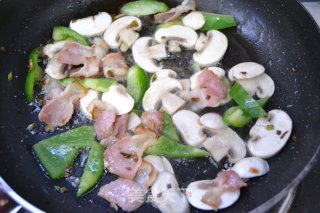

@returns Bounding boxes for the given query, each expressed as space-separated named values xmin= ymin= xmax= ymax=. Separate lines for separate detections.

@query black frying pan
xmin=0 ymin=0 xmax=320 ymax=212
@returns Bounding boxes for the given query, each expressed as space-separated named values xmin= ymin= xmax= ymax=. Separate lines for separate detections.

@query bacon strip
xmin=39 ymin=82 xmax=86 ymax=126
xmin=201 ymin=170 xmax=247 ymax=209
xmin=69 ymin=56 xmax=101 ymax=78
xmin=56 ymin=42 xmax=93 ymax=65
xmin=141 ymin=111 xmax=164 ymax=136
xmin=98 ymin=178 xmax=146 ymax=212
xmin=104 ymin=131 xmax=156 ymax=179
xmin=102 ymin=52 xmax=128 ymax=80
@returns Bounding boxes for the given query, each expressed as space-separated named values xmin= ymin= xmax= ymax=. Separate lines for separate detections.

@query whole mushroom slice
xmin=186 ymin=180 xmax=240 ymax=210
xmin=142 ymin=77 xmax=182 ymax=111
xmin=247 ymin=109 xmax=293 ymax=158
xmin=200 ymin=113 xmax=226 ymax=130
xmin=202 ymin=127 xmax=246 ymax=163
xmin=80 ymin=89 xmax=100 ymax=120
xmin=69 ymin=12 xmax=112 ymax=37
xmin=172 ymin=110 xmax=206 ymax=147
xmin=132 ymin=37 xmax=167 ymax=73
xmin=182 ymin=11 xmax=205 ymax=30
xmin=228 ymin=62 xmax=265 ymax=82
xmin=45 ymin=55 xmax=67 ymax=79
xmin=232 ymin=157 xmax=270 ymax=178
xmin=103 ymin=16 xmax=142 ymax=49
xmin=150 ymin=69 xmax=177 ymax=84
xmin=143 ymin=155 xmax=174 ymax=174
xmin=193 ymin=30 xmax=228 ymax=67
xmin=101 ymin=84 xmax=134 ymax=115
xmin=237 ymin=73 xmax=275 ymax=99
xmin=151 ymin=172 xmax=190 ymax=213
xmin=154 ymin=25 xmax=198 ymax=49
xmin=161 ymin=93 xmax=186 ymax=115
xmin=127 ymin=112 xmax=142 ymax=131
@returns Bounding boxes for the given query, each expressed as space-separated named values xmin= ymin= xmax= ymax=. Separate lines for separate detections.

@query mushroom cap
xmin=193 ymin=30 xmax=228 ymax=67
xmin=228 ymin=62 xmax=265 ymax=82
xmin=186 ymin=180 xmax=240 ymax=210
xmin=142 ymin=77 xmax=182 ymax=111
xmin=143 ymin=155 xmax=174 ymax=174
xmin=232 ymin=157 xmax=270 ymax=179
xmin=172 ymin=110 xmax=206 ymax=147
xmin=132 ymin=37 xmax=167 ymax=73
xmin=44 ymin=55 xmax=67 ymax=79
xmin=69 ymin=12 xmax=112 ymax=37
xmin=103 ymin=16 xmax=142 ymax=48
xmin=247 ymin=109 xmax=293 ymax=158
xmin=101 ymin=84 xmax=134 ymax=115
xmin=203 ymin=127 xmax=246 ymax=163
xmin=150 ymin=69 xmax=177 ymax=84
xmin=127 ymin=112 xmax=142 ymax=131
xmin=151 ymin=172 xmax=190 ymax=213
xmin=200 ymin=113 xmax=226 ymax=130
xmin=183 ymin=11 xmax=205 ymax=30
xmin=154 ymin=25 xmax=198 ymax=49
xmin=237 ymin=73 xmax=275 ymax=99
xmin=80 ymin=89 xmax=100 ymax=120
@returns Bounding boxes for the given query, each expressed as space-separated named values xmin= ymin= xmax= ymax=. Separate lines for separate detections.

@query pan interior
xmin=0 ymin=0 xmax=319 ymax=212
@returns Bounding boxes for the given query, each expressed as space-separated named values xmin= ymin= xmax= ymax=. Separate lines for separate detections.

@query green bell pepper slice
xmin=201 ymin=12 xmax=237 ymax=31
xmin=53 ymin=26 xmax=90 ymax=46
xmin=77 ymin=142 xmax=104 ymax=197
xmin=157 ymin=18 xmax=183 ymax=29
xmin=121 ymin=0 xmax=169 ymax=16
xmin=223 ymin=97 xmax=269 ymax=128
xmin=60 ymin=78 xmax=117 ymax=92
xmin=229 ymin=82 xmax=267 ymax=118
xmin=25 ymin=48 xmax=43 ymax=102
xmin=126 ymin=65 xmax=149 ymax=107
xmin=145 ymin=136 xmax=210 ymax=158
xmin=162 ymin=113 xmax=179 ymax=142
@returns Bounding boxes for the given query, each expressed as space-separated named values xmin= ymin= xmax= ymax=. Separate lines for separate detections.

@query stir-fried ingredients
xmin=26 ymin=1 xmax=294 ymax=212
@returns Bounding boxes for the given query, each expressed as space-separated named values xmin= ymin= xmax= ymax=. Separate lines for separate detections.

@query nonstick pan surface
xmin=0 ymin=0 xmax=320 ymax=212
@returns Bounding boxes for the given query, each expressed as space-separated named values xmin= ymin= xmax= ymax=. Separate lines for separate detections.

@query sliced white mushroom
xmin=142 ymin=77 xmax=182 ymax=111
xmin=69 ymin=12 xmax=112 ymax=37
xmin=193 ymin=30 xmax=228 ymax=67
xmin=182 ymin=11 xmax=205 ymax=30
xmin=172 ymin=110 xmax=206 ymax=146
xmin=232 ymin=157 xmax=270 ymax=178
xmin=132 ymin=37 xmax=167 ymax=73
xmin=161 ymin=93 xmax=186 ymax=115
xmin=228 ymin=62 xmax=265 ymax=82
xmin=237 ymin=73 xmax=275 ymax=98
xmin=127 ymin=112 xmax=141 ymax=131
xmin=45 ymin=55 xmax=67 ymax=79
xmin=134 ymin=160 xmax=157 ymax=189
xmin=92 ymin=37 xmax=109 ymax=59
xmin=143 ymin=155 xmax=174 ymax=174
xmin=103 ymin=16 xmax=142 ymax=48
xmin=179 ymin=79 xmax=191 ymax=91
xmin=186 ymin=180 xmax=240 ymax=210
xmin=168 ymin=40 xmax=181 ymax=53
xmin=101 ymin=84 xmax=134 ymax=115
xmin=154 ymin=25 xmax=198 ymax=49
xmin=200 ymin=113 xmax=226 ymax=130
xmin=190 ymin=67 xmax=226 ymax=90
xmin=203 ymin=127 xmax=246 ymax=163
xmin=43 ymin=41 xmax=67 ymax=58
xmin=150 ymin=69 xmax=177 ymax=84
xmin=151 ymin=172 xmax=190 ymax=213
xmin=247 ymin=109 xmax=292 ymax=159
xmin=80 ymin=89 xmax=100 ymax=120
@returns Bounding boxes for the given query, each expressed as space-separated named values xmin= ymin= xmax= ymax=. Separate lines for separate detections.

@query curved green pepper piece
xmin=77 ymin=142 xmax=104 ymax=197
xmin=60 ymin=78 xmax=117 ymax=92
xmin=162 ymin=113 xmax=179 ymax=142
xmin=126 ymin=65 xmax=149 ymax=107
xmin=201 ymin=12 xmax=237 ymax=31
xmin=25 ymin=48 xmax=43 ymax=102
xmin=53 ymin=26 xmax=90 ymax=46
xmin=145 ymin=136 xmax=210 ymax=158
xmin=121 ymin=0 xmax=169 ymax=16
xmin=157 ymin=18 xmax=183 ymax=29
